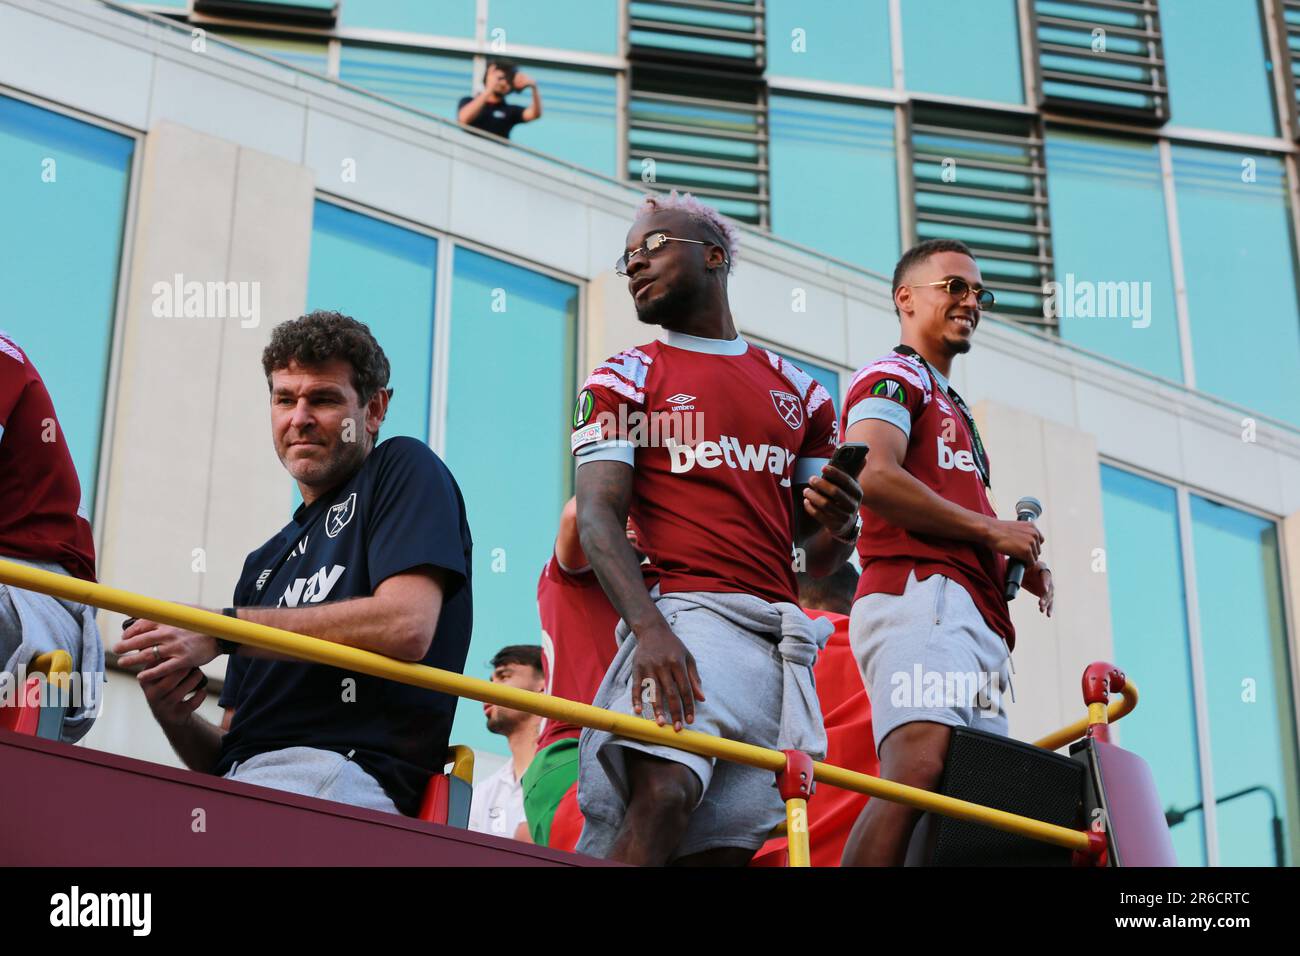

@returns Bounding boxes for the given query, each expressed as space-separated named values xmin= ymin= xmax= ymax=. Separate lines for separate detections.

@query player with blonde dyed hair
xmin=569 ymin=193 xmax=863 ymax=865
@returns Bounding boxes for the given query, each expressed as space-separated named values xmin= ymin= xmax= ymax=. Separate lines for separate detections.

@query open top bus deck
xmin=0 ymin=558 xmax=1176 ymax=867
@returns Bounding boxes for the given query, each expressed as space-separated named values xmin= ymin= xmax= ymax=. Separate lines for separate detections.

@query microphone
xmin=1004 ymin=496 xmax=1042 ymax=601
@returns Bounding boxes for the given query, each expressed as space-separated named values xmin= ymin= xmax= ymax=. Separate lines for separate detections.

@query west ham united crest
xmin=770 ymin=390 xmax=802 ymax=429
xmin=325 ymin=492 xmax=357 ymax=538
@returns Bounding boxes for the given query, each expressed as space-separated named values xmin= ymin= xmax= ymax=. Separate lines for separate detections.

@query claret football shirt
xmin=535 ymin=554 xmax=622 ymax=749
xmin=571 ymin=331 xmax=837 ymax=605
xmin=841 ymin=350 xmax=1014 ymax=646
xmin=0 ymin=331 xmax=95 ymax=581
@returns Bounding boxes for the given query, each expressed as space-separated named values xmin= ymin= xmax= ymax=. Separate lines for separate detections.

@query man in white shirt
xmin=468 ymin=645 xmax=544 ymax=840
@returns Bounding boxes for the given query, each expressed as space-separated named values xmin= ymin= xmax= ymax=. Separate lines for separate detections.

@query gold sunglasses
xmin=911 ymin=276 xmax=995 ymax=309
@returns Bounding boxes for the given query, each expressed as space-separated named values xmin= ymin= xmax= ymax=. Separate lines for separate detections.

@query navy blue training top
xmin=216 ymin=437 xmax=473 ymax=816
xmin=457 ymin=95 xmax=526 ymax=138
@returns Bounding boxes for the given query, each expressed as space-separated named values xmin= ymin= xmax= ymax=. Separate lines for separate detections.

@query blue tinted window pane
xmin=1161 ymin=0 xmax=1276 ymax=136
xmin=340 ymin=0 xmax=475 ymax=37
xmin=770 ymin=94 xmax=898 ymax=274
xmin=1100 ymin=466 xmax=1205 ymax=866
xmin=507 ymin=66 xmax=618 ymax=176
xmin=0 ymin=95 xmax=133 ymax=514
xmin=766 ymin=0 xmax=891 ymax=88
xmin=340 ymin=45 xmax=474 ymax=121
xmin=445 ymin=248 xmax=577 ymax=754
xmin=1045 ymin=131 xmax=1181 ymax=381
xmin=902 ymin=0 xmax=1023 ymax=104
xmin=306 ymin=202 xmax=437 ymax=443
xmin=1173 ymin=147 xmax=1300 ymax=426
xmin=488 ymin=0 xmax=618 ymax=54
xmin=1190 ymin=497 xmax=1298 ymax=867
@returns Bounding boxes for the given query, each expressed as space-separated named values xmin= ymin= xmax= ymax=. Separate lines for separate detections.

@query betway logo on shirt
xmin=666 ymin=436 xmax=795 ymax=487
xmin=936 ymin=436 xmax=978 ymax=473
xmin=278 ymin=564 xmax=345 ymax=607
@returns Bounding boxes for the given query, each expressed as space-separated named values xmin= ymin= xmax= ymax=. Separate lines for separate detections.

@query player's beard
xmin=634 ymin=279 xmax=702 ymax=327
xmin=946 ymin=334 xmax=972 ymax=355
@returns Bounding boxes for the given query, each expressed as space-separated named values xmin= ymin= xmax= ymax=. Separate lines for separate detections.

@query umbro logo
xmin=665 ymin=392 xmax=697 ymax=411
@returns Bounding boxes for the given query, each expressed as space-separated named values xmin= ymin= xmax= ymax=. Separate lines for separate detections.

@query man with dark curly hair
xmin=115 ymin=310 xmax=474 ymax=817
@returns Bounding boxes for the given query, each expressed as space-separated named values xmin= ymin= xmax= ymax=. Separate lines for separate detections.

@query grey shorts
xmin=849 ymin=572 xmax=1011 ymax=752
xmin=224 ymin=746 xmax=400 ymax=815
xmin=575 ymin=607 xmax=786 ymax=859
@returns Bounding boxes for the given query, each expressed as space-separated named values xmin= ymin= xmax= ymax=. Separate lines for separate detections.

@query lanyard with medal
xmin=893 ymin=344 xmax=991 ymax=489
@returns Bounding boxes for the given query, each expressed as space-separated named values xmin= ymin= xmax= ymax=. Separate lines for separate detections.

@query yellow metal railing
xmin=0 ymin=558 xmax=1133 ymax=865
xmin=1033 ymin=687 xmax=1137 ymax=753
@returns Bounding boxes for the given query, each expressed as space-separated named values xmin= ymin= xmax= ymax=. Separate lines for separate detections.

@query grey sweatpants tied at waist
xmin=0 ymin=555 xmax=104 ymax=743
xmin=577 ymin=589 xmax=832 ymax=853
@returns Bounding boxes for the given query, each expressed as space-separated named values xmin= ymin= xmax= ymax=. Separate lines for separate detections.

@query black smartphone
xmin=827 ymin=442 xmax=869 ymax=477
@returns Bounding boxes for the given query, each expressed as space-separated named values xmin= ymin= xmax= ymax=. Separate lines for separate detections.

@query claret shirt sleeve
xmin=0 ymin=335 xmax=30 ymax=437
xmin=842 ymin=354 xmax=932 ymax=442
xmin=366 ymin=438 xmax=469 ymax=597
xmin=571 ymin=347 xmax=653 ymax=468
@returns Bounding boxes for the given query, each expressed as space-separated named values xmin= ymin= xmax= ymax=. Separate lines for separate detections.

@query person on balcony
xmin=115 ymin=311 xmax=473 ymax=817
xmin=457 ymin=60 xmax=542 ymax=140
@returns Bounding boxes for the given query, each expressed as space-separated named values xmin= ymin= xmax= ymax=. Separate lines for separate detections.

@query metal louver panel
xmin=626 ymin=1 xmax=768 ymax=225
xmin=909 ymin=104 xmax=1056 ymax=328
xmin=1276 ymin=0 xmax=1300 ymax=138
xmin=1032 ymin=0 xmax=1167 ymax=124
xmin=628 ymin=0 xmax=765 ymax=71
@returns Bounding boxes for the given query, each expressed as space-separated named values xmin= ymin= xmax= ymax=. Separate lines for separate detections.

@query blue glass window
xmin=1161 ymin=0 xmax=1276 ymax=136
xmin=487 ymin=0 xmax=619 ymax=55
xmin=1099 ymin=466 xmax=1204 ymax=866
xmin=1045 ymin=130 xmax=1181 ymax=381
xmin=766 ymin=0 xmax=891 ymax=88
xmin=306 ymin=201 xmax=437 ymax=444
xmin=902 ymin=0 xmax=1023 ymax=104
xmin=507 ymin=65 xmax=619 ymax=176
xmin=339 ymin=44 xmax=474 ymax=122
xmin=1102 ymin=464 xmax=1300 ymax=866
xmin=1173 ymin=146 xmax=1300 ymax=426
xmin=769 ymin=94 xmax=898 ymax=274
xmin=0 ymin=95 xmax=134 ymax=513
xmin=1189 ymin=496 xmax=1297 ymax=867
xmin=444 ymin=248 xmax=578 ymax=753
xmin=340 ymin=0 xmax=476 ymax=37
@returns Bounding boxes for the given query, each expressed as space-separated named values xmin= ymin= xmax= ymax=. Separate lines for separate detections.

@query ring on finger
xmin=152 ymin=645 xmax=161 ymax=662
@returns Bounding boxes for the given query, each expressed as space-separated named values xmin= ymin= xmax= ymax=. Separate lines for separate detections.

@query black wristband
xmin=217 ymin=608 xmax=239 ymax=655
